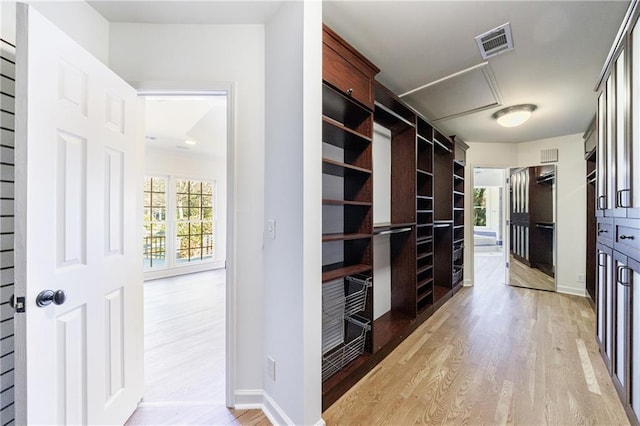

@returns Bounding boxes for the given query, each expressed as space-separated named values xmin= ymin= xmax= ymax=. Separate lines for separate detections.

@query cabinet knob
xmin=620 ymin=235 xmax=635 ymax=240
xmin=346 ymin=88 xmax=354 ymax=96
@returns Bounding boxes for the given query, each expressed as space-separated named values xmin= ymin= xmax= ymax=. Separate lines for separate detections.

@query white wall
xmin=30 ymin=1 xmax=110 ymax=64
xmin=144 ymin=147 xmax=227 ymax=270
xmin=516 ymin=133 xmax=586 ymax=295
xmin=108 ymin=22 xmax=266 ymax=405
xmin=466 ymin=133 xmax=587 ymax=296
xmin=263 ymin=2 xmax=322 ymax=424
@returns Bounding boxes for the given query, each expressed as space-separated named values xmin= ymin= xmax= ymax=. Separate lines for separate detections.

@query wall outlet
xmin=577 ymin=274 xmax=585 ymax=283
xmin=267 ymin=356 xmax=276 ymax=381
xmin=266 ymin=220 xmax=276 ymax=240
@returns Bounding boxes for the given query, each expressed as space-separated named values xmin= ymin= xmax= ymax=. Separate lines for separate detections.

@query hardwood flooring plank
xmin=322 ymin=253 xmax=629 ymax=425
xmin=126 ymin=270 xmax=270 ymax=426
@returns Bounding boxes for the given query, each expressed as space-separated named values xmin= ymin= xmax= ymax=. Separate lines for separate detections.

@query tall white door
xmin=14 ymin=4 xmax=143 ymax=425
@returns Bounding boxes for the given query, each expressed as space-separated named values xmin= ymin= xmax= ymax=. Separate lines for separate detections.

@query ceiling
xmin=89 ymin=0 xmax=630 ymax=144
xmin=323 ymin=1 xmax=629 ymax=143
xmin=144 ymin=95 xmax=227 ymax=158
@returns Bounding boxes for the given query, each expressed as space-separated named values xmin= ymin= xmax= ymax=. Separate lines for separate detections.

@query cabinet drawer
xmin=323 ymin=45 xmax=374 ymax=109
xmin=597 ymin=219 xmax=614 ymax=248
xmin=616 ymin=220 xmax=640 ymax=259
xmin=323 ymin=25 xmax=378 ymax=111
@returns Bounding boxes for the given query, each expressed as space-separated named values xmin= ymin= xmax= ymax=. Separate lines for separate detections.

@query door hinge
xmin=506 ymin=262 xmax=509 ymax=269
xmin=9 ymin=295 xmax=25 ymax=313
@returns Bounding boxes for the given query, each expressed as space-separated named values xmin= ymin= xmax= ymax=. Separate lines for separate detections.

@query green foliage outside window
xmin=176 ymin=179 xmax=214 ymax=262
xmin=473 ymin=188 xmax=487 ymax=227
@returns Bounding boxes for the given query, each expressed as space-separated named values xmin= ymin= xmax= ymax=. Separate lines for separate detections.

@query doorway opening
xmin=139 ymin=92 xmax=229 ymax=410
xmin=472 ymin=167 xmax=507 ymax=287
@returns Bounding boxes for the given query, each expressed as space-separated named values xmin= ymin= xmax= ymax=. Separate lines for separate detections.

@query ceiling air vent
xmin=475 ymin=23 xmax=514 ymax=59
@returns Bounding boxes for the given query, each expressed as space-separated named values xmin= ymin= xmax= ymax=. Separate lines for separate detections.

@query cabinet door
xmin=597 ymin=90 xmax=607 ymax=216
xmin=606 ymin=73 xmax=616 ymax=213
xmin=597 ymin=243 xmax=614 ymax=371
xmin=629 ymin=256 xmax=640 ymax=423
xmin=615 ymin=46 xmax=630 ymax=214
xmin=613 ymin=251 xmax=630 ymax=398
xmin=631 ymin=26 xmax=640 ymax=216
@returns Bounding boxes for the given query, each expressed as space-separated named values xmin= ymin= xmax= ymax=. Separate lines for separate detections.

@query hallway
xmin=125 ymin=270 xmax=268 ymax=425
xmin=323 ymin=268 xmax=628 ymax=424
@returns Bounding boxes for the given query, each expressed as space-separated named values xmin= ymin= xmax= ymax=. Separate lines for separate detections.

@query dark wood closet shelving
xmin=321 ymin=23 xmax=466 ymax=411
xmin=322 ymin=199 xmax=372 ymax=207
xmin=322 ymin=263 xmax=372 ymax=283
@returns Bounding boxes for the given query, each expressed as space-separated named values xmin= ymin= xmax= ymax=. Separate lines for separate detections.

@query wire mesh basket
xmin=344 ymin=274 xmax=372 ymax=317
xmin=322 ymin=315 xmax=370 ymax=382
xmin=322 ymin=278 xmax=346 ymax=354
xmin=453 ymin=243 xmax=464 ymax=262
xmin=452 ymin=266 xmax=463 ymax=284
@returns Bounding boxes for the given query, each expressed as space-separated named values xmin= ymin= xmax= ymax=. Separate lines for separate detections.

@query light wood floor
xmin=126 ymin=270 xmax=270 ymax=426
xmin=509 ymin=255 xmax=556 ymax=292
xmin=323 ymin=255 xmax=629 ymax=424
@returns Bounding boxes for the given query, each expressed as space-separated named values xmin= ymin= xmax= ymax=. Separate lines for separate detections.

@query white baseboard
xmin=262 ymin=391 xmax=294 ymax=425
xmin=234 ymin=389 xmax=325 ymax=426
xmin=463 ymin=278 xmax=473 ymax=287
xmin=234 ymin=389 xmax=263 ymax=409
xmin=557 ymin=285 xmax=586 ymax=297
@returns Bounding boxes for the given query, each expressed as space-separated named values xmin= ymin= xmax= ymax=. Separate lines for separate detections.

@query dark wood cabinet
xmin=594 ymin=2 xmax=640 ymax=424
xmin=321 ymin=24 xmax=467 ymax=411
xmin=323 ymin=25 xmax=378 ymax=110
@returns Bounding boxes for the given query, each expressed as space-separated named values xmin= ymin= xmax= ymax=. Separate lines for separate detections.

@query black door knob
xmin=36 ymin=289 xmax=66 ymax=307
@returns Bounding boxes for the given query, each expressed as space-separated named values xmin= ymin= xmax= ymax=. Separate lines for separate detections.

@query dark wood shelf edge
xmin=322 ymin=233 xmax=372 ymax=242
xmin=322 ymin=115 xmax=373 ymax=144
xmin=322 ymin=264 xmax=372 ymax=282
xmin=323 ymin=199 xmax=373 ymax=207
xmin=417 ymin=277 xmax=433 ymax=288
xmin=323 ymin=158 xmax=372 ymax=176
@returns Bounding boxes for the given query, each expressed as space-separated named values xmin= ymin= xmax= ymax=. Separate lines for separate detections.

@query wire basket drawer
xmin=452 ymin=266 xmax=463 ymax=284
xmin=323 ymin=279 xmax=346 ymax=354
xmin=453 ymin=243 xmax=464 ymax=262
xmin=344 ymin=274 xmax=372 ymax=317
xmin=322 ymin=315 xmax=370 ymax=382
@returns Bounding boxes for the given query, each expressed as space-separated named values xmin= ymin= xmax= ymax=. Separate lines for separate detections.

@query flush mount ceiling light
xmin=184 ymin=140 xmax=197 ymax=145
xmin=492 ymin=104 xmax=537 ymax=128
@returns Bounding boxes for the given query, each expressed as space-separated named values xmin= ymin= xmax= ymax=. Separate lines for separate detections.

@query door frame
xmin=469 ymin=165 xmax=510 ymax=286
xmin=135 ymin=82 xmax=236 ymax=408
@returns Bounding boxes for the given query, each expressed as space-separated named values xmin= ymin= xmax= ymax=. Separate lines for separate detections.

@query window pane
xmin=202 ymin=195 xmax=212 ymax=208
xmin=153 ymin=193 xmax=166 ymax=208
xmin=190 ymin=180 xmax=202 ymax=194
xmin=176 ymin=194 xmax=188 ymax=219
xmin=143 ymin=176 xmax=167 ymax=269
xmin=176 ymin=179 xmax=189 ymax=194
xmin=152 ymin=178 xmax=166 ymax=193
xmin=202 ymin=182 xmax=213 ymax=195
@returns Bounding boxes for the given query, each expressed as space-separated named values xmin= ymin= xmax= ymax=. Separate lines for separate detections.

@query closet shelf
xmin=323 ymin=116 xmax=372 ymax=148
xmin=417 ymin=169 xmax=433 ymax=177
xmin=417 ymin=253 xmax=433 ymax=263
xmin=322 ymin=263 xmax=372 ymax=283
xmin=417 ymin=133 xmax=432 ymax=145
xmin=322 ymin=232 xmax=372 ymax=242
xmin=323 ymin=199 xmax=372 ymax=207
xmin=417 ymin=265 xmax=433 ymax=275
xmin=323 ymin=83 xmax=372 ymax=128
xmin=374 ymin=101 xmax=415 ymax=130
xmin=417 ymin=288 xmax=433 ymax=303
xmin=416 ymin=195 xmax=433 ymax=200
xmin=322 ymin=158 xmax=372 ymax=177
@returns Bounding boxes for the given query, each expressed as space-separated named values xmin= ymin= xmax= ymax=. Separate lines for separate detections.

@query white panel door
xmin=14 ymin=5 xmax=143 ymax=425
